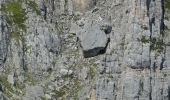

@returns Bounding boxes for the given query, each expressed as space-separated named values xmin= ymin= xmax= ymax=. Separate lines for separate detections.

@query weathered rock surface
xmin=0 ymin=18 xmax=8 ymax=66
xmin=25 ymin=85 xmax=44 ymax=100
xmin=0 ymin=0 xmax=170 ymax=100
xmin=77 ymin=20 xmax=110 ymax=58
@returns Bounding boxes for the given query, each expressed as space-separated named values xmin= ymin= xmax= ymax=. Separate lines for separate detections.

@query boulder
xmin=77 ymin=23 xmax=110 ymax=58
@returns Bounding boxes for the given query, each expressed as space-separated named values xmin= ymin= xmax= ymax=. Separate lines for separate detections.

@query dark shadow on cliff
xmin=83 ymin=38 xmax=110 ymax=58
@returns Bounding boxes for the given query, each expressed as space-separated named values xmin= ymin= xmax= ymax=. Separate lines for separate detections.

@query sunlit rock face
xmin=72 ymin=0 xmax=96 ymax=11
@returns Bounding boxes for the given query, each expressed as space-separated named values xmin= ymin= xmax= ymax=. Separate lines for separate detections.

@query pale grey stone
xmin=7 ymin=75 xmax=14 ymax=85
xmin=0 ymin=0 xmax=170 ymax=100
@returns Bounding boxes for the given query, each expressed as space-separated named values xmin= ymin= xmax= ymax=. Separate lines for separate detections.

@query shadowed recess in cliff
xmin=146 ymin=0 xmax=151 ymax=16
xmin=83 ymin=38 xmax=110 ymax=58
xmin=160 ymin=0 xmax=165 ymax=35
xmin=0 ymin=18 xmax=8 ymax=65
xmin=168 ymin=86 xmax=170 ymax=100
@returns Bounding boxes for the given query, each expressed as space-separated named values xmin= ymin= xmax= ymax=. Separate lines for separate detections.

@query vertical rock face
xmin=0 ymin=0 xmax=170 ymax=100
xmin=0 ymin=18 xmax=8 ymax=66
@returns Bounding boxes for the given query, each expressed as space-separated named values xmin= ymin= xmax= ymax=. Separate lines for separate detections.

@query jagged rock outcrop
xmin=77 ymin=19 xmax=110 ymax=58
xmin=0 ymin=0 xmax=170 ymax=100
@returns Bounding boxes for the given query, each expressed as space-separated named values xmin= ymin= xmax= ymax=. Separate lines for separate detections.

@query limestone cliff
xmin=0 ymin=0 xmax=170 ymax=100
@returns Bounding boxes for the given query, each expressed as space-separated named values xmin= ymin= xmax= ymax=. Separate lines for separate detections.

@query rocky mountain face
xmin=0 ymin=0 xmax=170 ymax=100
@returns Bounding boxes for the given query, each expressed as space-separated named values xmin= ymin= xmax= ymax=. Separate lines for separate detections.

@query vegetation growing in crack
xmin=0 ymin=75 xmax=12 ymax=96
xmin=26 ymin=0 xmax=41 ymax=15
xmin=0 ymin=1 xmax=40 ymax=91
xmin=164 ymin=0 xmax=170 ymax=21
xmin=141 ymin=25 xmax=148 ymax=30
xmin=0 ymin=75 xmax=24 ymax=98
xmin=165 ymin=1 xmax=170 ymax=10
xmin=137 ymin=36 xmax=149 ymax=44
xmin=150 ymin=37 xmax=165 ymax=52
xmin=41 ymin=96 xmax=46 ymax=100
xmin=53 ymin=85 xmax=67 ymax=97
xmin=138 ymin=80 xmax=144 ymax=95
xmin=51 ymin=76 xmax=82 ymax=99
xmin=69 ymin=78 xmax=82 ymax=99
xmin=87 ymin=66 xmax=95 ymax=80
xmin=120 ymin=35 xmax=125 ymax=49
xmin=108 ymin=16 xmax=112 ymax=23
xmin=0 ymin=0 xmax=40 ymax=41
xmin=164 ymin=16 xmax=169 ymax=20
xmin=161 ymin=24 xmax=170 ymax=37
xmin=1 ymin=0 xmax=27 ymax=32
xmin=24 ymin=73 xmax=38 ymax=85
xmin=137 ymin=36 xmax=165 ymax=53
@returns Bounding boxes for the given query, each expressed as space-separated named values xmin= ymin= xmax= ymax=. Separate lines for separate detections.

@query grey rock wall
xmin=0 ymin=0 xmax=170 ymax=100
